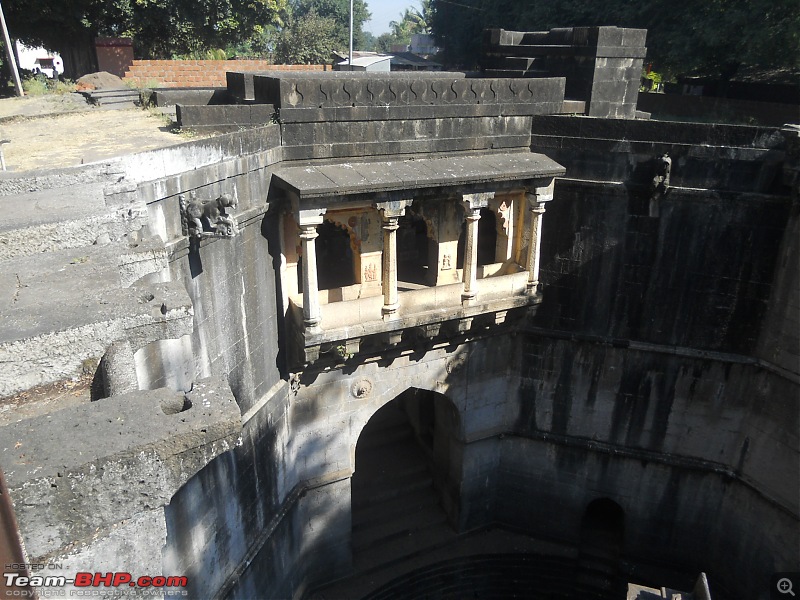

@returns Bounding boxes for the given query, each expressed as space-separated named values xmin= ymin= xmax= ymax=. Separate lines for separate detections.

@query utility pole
xmin=348 ymin=0 xmax=353 ymax=70
xmin=0 ymin=1 xmax=22 ymax=96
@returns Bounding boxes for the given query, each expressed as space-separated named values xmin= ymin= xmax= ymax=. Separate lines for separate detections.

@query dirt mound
xmin=75 ymin=71 xmax=126 ymax=91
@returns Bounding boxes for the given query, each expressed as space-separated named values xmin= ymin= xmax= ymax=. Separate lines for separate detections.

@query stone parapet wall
xmin=123 ymin=60 xmax=328 ymax=88
xmin=256 ymin=74 xmax=565 ymax=121
xmin=530 ymin=115 xmax=787 ymax=193
xmin=637 ymin=92 xmax=800 ymax=127
xmin=254 ymin=74 xmax=566 ymax=160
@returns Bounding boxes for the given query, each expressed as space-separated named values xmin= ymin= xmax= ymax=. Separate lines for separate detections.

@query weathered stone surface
xmin=259 ymin=75 xmax=565 ymax=123
xmin=153 ymin=87 xmax=230 ymax=107
xmin=531 ymin=115 xmax=787 ymax=192
xmin=176 ymin=104 xmax=277 ymax=131
xmin=273 ymin=152 xmax=565 ymax=202
xmin=0 ymin=243 xmax=191 ymax=397
xmin=0 ymin=46 xmax=796 ymax=600
xmin=482 ymin=26 xmax=647 ymax=119
xmin=0 ymin=377 xmax=241 ymax=561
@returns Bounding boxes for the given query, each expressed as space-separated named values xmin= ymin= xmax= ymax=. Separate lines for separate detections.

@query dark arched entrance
xmin=316 ymin=220 xmax=355 ymax=290
xmin=351 ymin=389 xmax=460 ymax=571
xmin=577 ymin=498 xmax=625 ymax=596
xmin=457 ymin=207 xmax=499 ymax=269
xmin=397 ymin=215 xmax=433 ymax=286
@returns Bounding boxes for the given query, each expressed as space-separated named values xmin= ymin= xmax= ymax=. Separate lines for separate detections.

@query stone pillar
xmin=525 ymin=182 xmax=554 ymax=295
xmin=381 ymin=214 xmax=400 ymax=317
xmin=462 ymin=208 xmax=481 ymax=301
xmin=460 ymin=193 xmax=493 ymax=302
xmin=294 ymin=208 xmax=326 ymax=330
xmin=375 ymin=199 xmax=413 ymax=320
xmin=299 ymin=223 xmax=321 ymax=328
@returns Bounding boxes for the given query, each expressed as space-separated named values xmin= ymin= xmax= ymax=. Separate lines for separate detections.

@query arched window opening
xmin=316 ymin=220 xmax=355 ymax=290
xmin=397 ymin=216 xmax=432 ymax=286
xmin=456 ymin=208 xmax=499 ymax=270
xmin=477 ymin=207 xmax=497 ymax=266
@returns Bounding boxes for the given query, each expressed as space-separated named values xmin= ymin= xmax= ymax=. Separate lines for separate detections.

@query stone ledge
xmin=0 ymin=377 xmax=242 ymax=561
xmin=273 ymin=151 xmax=565 ymax=202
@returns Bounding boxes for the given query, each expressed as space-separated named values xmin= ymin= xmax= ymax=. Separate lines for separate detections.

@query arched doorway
xmin=351 ymin=389 xmax=460 ymax=571
xmin=316 ymin=220 xmax=355 ymax=290
xmin=397 ymin=215 xmax=433 ymax=286
xmin=577 ymin=498 xmax=625 ymax=596
xmin=456 ymin=208 xmax=499 ymax=269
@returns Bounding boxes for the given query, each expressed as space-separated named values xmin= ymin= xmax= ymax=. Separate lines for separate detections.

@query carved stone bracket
xmin=180 ymin=192 xmax=239 ymax=240
xmin=649 ymin=153 xmax=672 ymax=217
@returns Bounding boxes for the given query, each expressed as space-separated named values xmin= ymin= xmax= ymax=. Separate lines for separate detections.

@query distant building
xmin=389 ymin=52 xmax=442 ymax=72
xmin=332 ymin=52 xmax=392 ymax=72
xmin=410 ymin=34 xmax=439 ymax=56
xmin=15 ymin=42 xmax=63 ymax=78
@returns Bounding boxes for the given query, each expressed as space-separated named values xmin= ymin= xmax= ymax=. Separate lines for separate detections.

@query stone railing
xmin=288 ymin=268 xmax=532 ymax=362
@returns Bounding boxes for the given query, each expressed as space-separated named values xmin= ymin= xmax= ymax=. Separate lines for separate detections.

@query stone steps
xmin=361 ymin=553 xmax=589 ymax=600
xmin=0 ymin=240 xmax=184 ymax=399
xmin=350 ymin=405 xmax=455 ymax=575
xmin=81 ymin=88 xmax=141 ymax=109
xmin=352 ymin=486 xmax=440 ymax=530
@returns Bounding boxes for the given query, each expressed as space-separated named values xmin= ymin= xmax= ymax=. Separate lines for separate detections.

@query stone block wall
xmin=529 ymin=115 xmax=793 ymax=355
xmin=482 ymin=26 xmax=647 ymax=119
xmin=123 ymin=60 xmax=328 ymax=88
xmin=255 ymin=73 xmax=567 ymax=160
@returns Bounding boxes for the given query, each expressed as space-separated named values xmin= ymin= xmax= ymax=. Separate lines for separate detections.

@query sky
xmin=364 ymin=0 xmax=422 ymax=36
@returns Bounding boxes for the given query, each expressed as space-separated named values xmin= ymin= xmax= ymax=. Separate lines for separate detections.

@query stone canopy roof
xmin=272 ymin=151 xmax=565 ymax=204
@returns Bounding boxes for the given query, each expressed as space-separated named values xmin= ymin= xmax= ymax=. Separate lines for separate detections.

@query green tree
xmin=292 ymin=0 xmax=371 ymax=52
xmin=374 ymin=2 xmax=431 ymax=52
xmin=274 ymin=9 xmax=337 ymax=63
xmin=5 ymin=0 xmax=289 ymax=76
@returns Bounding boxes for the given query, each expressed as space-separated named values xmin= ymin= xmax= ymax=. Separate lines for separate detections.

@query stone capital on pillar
xmin=525 ymin=180 xmax=555 ymax=206
xmin=294 ymin=207 xmax=326 ymax=227
xmin=291 ymin=194 xmax=327 ymax=227
xmin=461 ymin=192 xmax=494 ymax=212
xmin=375 ymin=198 xmax=413 ymax=219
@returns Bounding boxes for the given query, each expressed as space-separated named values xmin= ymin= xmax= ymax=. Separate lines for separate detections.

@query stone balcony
xmin=272 ymin=151 xmax=565 ymax=366
xmin=287 ymin=264 xmax=533 ymax=362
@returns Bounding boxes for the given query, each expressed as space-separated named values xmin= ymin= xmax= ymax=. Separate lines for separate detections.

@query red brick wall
xmin=123 ymin=60 xmax=329 ymax=88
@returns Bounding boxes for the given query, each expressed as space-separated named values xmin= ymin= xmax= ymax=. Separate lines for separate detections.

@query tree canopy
xmin=274 ymin=9 xmax=338 ymax=63
xmin=429 ymin=0 xmax=800 ymax=78
xmin=374 ymin=1 xmax=431 ymax=52
xmin=5 ymin=0 xmax=289 ymax=74
xmin=292 ymin=0 xmax=371 ymax=52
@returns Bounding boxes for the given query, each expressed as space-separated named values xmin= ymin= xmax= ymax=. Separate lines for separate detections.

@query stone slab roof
xmin=272 ymin=151 xmax=565 ymax=201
